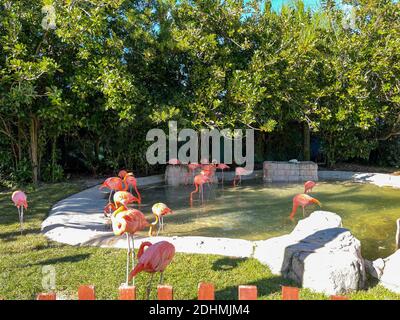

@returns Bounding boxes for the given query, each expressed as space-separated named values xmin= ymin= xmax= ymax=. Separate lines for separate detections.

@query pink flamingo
xmin=184 ymin=163 xmax=201 ymax=185
xmin=11 ymin=191 xmax=28 ymax=233
xmin=99 ymin=176 xmax=125 ymax=202
xmin=233 ymin=167 xmax=251 ymax=187
xmin=190 ymin=173 xmax=210 ymax=206
xmin=111 ymin=206 xmax=150 ymax=285
xmin=148 ymin=203 xmax=173 ymax=236
xmin=290 ymin=194 xmax=322 ymax=220
xmin=118 ymin=170 xmax=128 ymax=179
xmin=304 ymin=181 xmax=317 ymax=193
xmin=216 ymin=163 xmax=230 ymax=184
xmin=128 ymin=241 xmax=175 ymax=298
xmin=125 ymin=173 xmax=141 ymax=204
xmin=114 ymin=191 xmax=140 ymax=209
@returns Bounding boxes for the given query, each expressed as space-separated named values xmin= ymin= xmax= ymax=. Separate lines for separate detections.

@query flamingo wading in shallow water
xmin=190 ymin=172 xmax=210 ymax=206
xmin=111 ymin=206 xmax=150 ymax=286
xmin=304 ymin=181 xmax=317 ymax=193
xmin=216 ymin=163 xmax=230 ymax=184
xmin=290 ymin=194 xmax=322 ymax=221
xmin=233 ymin=167 xmax=251 ymax=187
xmin=128 ymin=241 xmax=175 ymax=299
xmin=11 ymin=191 xmax=28 ymax=234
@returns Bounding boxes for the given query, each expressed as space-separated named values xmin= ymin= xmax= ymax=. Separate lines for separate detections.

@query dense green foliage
xmin=0 ymin=0 xmax=399 ymax=185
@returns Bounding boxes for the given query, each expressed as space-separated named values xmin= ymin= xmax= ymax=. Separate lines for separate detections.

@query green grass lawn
xmin=0 ymin=182 xmax=399 ymax=300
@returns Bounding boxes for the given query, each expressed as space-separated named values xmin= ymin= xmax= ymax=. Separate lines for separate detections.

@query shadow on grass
xmin=212 ymin=257 xmax=247 ymax=271
xmin=23 ymin=253 xmax=91 ymax=267
xmin=214 ymin=275 xmax=297 ymax=300
xmin=0 ymin=228 xmax=41 ymax=241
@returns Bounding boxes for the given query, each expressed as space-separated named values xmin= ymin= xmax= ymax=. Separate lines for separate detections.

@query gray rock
xmin=368 ymin=250 xmax=400 ymax=293
xmin=253 ymin=211 xmax=365 ymax=295
xmin=380 ymin=250 xmax=400 ymax=293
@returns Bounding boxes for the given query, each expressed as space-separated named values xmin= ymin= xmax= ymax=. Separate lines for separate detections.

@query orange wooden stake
xmin=37 ymin=292 xmax=56 ymax=300
xmin=238 ymin=285 xmax=257 ymax=300
xmin=119 ymin=286 xmax=136 ymax=300
xmin=198 ymin=282 xmax=215 ymax=300
xmin=78 ymin=285 xmax=96 ymax=300
xmin=157 ymin=285 xmax=173 ymax=300
xmin=331 ymin=295 xmax=348 ymax=300
xmin=282 ymin=286 xmax=299 ymax=300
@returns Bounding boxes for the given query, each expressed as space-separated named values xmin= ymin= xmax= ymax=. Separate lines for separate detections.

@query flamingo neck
xmin=138 ymin=241 xmax=152 ymax=258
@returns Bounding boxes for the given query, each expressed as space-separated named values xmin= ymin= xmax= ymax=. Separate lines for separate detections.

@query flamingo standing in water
xmin=190 ymin=173 xmax=210 ymax=206
xmin=289 ymin=194 xmax=321 ymax=221
xmin=148 ymin=203 xmax=173 ymax=236
xmin=111 ymin=206 xmax=150 ymax=286
xmin=304 ymin=181 xmax=317 ymax=193
xmin=11 ymin=191 xmax=28 ymax=234
xmin=184 ymin=163 xmax=201 ymax=185
xmin=128 ymin=241 xmax=175 ymax=299
xmin=233 ymin=167 xmax=251 ymax=187
xmin=216 ymin=163 xmax=230 ymax=184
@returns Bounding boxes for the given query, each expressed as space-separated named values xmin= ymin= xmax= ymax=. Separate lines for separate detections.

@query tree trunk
xmin=30 ymin=115 xmax=40 ymax=184
xmin=303 ymin=123 xmax=311 ymax=161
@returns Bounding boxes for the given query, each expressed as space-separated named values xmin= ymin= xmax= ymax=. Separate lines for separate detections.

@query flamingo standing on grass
xmin=111 ymin=206 xmax=150 ymax=286
xmin=190 ymin=173 xmax=210 ymax=206
xmin=11 ymin=191 xmax=28 ymax=234
xmin=128 ymin=241 xmax=175 ymax=299
xmin=289 ymin=194 xmax=321 ymax=221
xmin=304 ymin=181 xmax=317 ymax=193
xmin=148 ymin=203 xmax=173 ymax=236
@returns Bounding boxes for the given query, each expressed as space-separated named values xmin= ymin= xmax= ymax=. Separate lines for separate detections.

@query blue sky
xmin=270 ymin=0 xmax=321 ymax=11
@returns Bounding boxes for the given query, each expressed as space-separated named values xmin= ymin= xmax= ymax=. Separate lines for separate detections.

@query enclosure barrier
xmin=36 ymin=283 xmax=348 ymax=300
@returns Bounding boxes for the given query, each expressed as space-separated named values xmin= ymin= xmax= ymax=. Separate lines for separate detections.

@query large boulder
xmin=253 ymin=211 xmax=366 ymax=295
xmin=366 ymin=250 xmax=400 ymax=294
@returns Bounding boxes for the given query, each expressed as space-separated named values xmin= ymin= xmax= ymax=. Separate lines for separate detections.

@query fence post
xmin=282 ymin=286 xmax=299 ymax=300
xmin=198 ymin=282 xmax=215 ymax=300
xmin=330 ymin=295 xmax=348 ymax=300
xmin=78 ymin=285 xmax=96 ymax=300
xmin=119 ymin=285 xmax=136 ymax=300
xmin=37 ymin=292 xmax=56 ymax=300
xmin=238 ymin=285 xmax=257 ymax=300
xmin=157 ymin=285 xmax=173 ymax=300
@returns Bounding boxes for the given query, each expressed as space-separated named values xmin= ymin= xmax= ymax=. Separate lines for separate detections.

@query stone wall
xmin=263 ymin=161 xmax=318 ymax=182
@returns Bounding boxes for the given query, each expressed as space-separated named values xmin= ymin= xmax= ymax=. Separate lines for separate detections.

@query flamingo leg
xmin=126 ymin=233 xmax=131 ymax=285
xmin=201 ymin=184 xmax=204 ymax=204
xmin=131 ymin=236 xmax=135 ymax=286
xmin=159 ymin=272 xmax=164 ymax=285
xmin=302 ymin=206 xmax=305 ymax=217
xmin=145 ymin=273 xmax=155 ymax=300
xmin=221 ymin=170 xmax=224 ymax=185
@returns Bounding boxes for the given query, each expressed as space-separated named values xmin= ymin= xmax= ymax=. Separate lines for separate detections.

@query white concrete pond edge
xmin=41 ymin=170 xmax=400 ymax=259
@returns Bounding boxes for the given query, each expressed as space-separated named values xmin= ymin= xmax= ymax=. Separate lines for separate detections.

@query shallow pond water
xmin=136 ymin=180 xmax=400 ymax=260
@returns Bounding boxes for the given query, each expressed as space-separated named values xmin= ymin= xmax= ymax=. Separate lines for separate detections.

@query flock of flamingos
xmin=10 ymin=160 xmax=321 ymax=298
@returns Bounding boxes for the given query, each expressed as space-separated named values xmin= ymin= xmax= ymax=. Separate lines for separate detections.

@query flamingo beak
xmin=314 ymin=199 xmax=322 ymax=207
